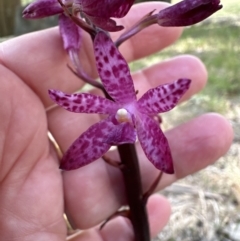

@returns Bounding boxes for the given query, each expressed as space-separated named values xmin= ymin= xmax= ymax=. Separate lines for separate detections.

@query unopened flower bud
xmin=22 ymin=0 xmax=64 ymax=19
xmin=157 ymin=0 xmax=222 ymax=26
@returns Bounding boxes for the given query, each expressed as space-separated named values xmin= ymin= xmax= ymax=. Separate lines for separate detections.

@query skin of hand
xmin=0 ymin=2 xmax=233 ymax=241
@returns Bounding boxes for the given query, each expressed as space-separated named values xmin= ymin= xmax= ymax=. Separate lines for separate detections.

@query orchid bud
xmin=157 ymin=0 xmax=222 ymax=26
xmin=22 ymin=0 xmax=64 ymax=19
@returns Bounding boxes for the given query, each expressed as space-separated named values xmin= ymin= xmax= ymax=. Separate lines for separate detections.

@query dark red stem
xmin=118 ymin=144 xmax=150 ymax=241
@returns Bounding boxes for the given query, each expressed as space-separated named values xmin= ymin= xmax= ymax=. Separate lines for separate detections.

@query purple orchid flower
xmin=49 ymin=31 xmax=191 ymax=174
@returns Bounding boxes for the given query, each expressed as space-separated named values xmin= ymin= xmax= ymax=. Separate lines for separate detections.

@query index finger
xmin=0 ymin=2 xmax=182 ymax=106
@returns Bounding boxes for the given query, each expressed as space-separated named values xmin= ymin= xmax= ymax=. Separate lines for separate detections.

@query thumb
xmin=0 ymin=64 xmax=66 ymax=240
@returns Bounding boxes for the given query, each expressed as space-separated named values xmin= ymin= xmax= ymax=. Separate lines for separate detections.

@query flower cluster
xmin=23 ymin=0 xmax=222 ymax=174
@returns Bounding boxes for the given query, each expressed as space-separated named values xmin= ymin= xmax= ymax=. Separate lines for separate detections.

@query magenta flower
xmin=49 ymin=31 xmax=191 ymax=174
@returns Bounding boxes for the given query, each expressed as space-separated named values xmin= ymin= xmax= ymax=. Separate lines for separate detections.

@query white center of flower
xmin=116 ymin=108 xmax=131 ymax=123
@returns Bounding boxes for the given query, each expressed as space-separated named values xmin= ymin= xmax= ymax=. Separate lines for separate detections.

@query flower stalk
xmin=118 ymin=144 xmax=150 ymax=241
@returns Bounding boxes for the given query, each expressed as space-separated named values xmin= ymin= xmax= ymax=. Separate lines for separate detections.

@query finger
xmin=68 ymin=194 xmax=170 ymax=241
xmin=0 ymin=2 xmax=182 ymax=106
xmin=0 ymin=64 xmax=66 ymax=240
xmin=62 ymin=113 xmax=233 ymax=229
xmin=0 ymin=64 xmax=47 ymax=181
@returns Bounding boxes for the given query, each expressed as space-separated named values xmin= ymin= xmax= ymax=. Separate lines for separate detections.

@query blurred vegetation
xmin=0 ymin=0 xmax=20 ymax=36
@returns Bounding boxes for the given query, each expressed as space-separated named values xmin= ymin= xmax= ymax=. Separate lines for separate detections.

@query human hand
xmin=0 ymin=2 xmax=233 ymax=241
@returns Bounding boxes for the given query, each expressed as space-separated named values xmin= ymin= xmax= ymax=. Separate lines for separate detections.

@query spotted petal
xmin=137 ymin=79 xmax=191 ymax=115
xmin=49 ymin=89 xmax=119 ymax=114
xmin=135 ymin=114 xmax=174 ymax=174
xmin=94 ymin=31 xmax=136 ymax=104
xmin=60 ymin=117 xmax=136 ymax=170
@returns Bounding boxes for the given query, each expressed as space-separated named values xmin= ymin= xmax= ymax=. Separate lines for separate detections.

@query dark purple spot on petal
xmin=104 ymin=70 xmax=111 ymax=77
xmin=110 ymin=46 xmax=115 ymax=57
xmin=69 ymin=158 xmax=75 ymax=163
xmin=98 ymin=62 xmax=103 ymax=68
xmin=175 ymin=89 xmax=184 ymax=95
xmin=154 ymin=103 xmax=159 ymax=108
xmin=73 ymin=99 xmax=81 ymax=104
xmin=112 ymin=65 xmax=119 ymax=78
xmin=82 ymin=140 xmax=90 ymax=149
xmin=60 ymin=97 xmax=68 ymax=101
xmin=119 ymin=77 xmax=125 ymax=84
xmin=103 ymin=55 xmax=109 ymax=63
xmin=72 ymin=106 xmax=77 ymax=111
xmin=162 ymin=87 xmax=167 ymax=94
xmin=169 ymin=84 xmax=175 ymax=90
